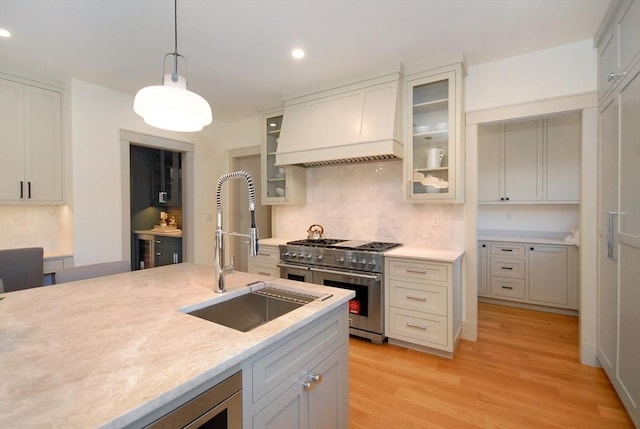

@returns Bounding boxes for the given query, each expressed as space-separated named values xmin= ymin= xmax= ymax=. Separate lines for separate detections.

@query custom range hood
xmin=275 ymin=71 xmax=403 ymax=167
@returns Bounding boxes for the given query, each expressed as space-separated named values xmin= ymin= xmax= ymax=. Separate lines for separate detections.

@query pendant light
xmin=134 ymin=0 xmax=212 ymax=132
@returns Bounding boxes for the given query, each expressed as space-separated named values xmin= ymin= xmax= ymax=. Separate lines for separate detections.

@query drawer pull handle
xmin=406 ymin=269 xmax=427 ymax=274
xmin=608 ymin=72 xmax=626 ymax=82
xmin=501 ymin=266 xmax=513 ymax=270
xmin=406 ymin=295 xmax=427 ymax=302
xmin=501 ymin=248 xmax=513 ymax=252
xmin=258 ymin=271 xmax=270 ymax=276
xmin=405 ymin=321 xmax=428 ymax=330
xmin=501 ymin=286 xmax=514 ymax=290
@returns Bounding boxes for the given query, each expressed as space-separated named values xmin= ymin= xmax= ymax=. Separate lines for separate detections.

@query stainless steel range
xmin=278 ymin=239 xmax=401 ymax=344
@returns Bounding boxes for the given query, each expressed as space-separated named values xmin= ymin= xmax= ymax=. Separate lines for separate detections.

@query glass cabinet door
xmin=264 ymin=114 xmax=287 ymax=201
xmin=404 ymin=66 xmax=463 ymax=203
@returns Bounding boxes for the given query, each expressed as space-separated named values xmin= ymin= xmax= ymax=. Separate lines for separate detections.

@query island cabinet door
xmin=251 ymin=346 xmax=347 ymax=429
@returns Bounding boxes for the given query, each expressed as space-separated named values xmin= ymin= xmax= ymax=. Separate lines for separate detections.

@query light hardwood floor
xmin=349 ymin=302 xmax=634 ymax=429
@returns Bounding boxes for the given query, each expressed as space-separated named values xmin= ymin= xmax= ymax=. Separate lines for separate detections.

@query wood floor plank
xmin=348 ymin=303 xmax=634 ymax=428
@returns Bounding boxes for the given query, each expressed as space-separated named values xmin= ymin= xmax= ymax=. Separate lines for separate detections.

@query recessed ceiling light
xmin=0 ymin=28 xmax=11 ymax=38
xmin=291 ymin=48 xmax=305 ymax=59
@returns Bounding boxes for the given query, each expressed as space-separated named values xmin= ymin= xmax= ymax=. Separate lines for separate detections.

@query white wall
xmin=466 ymin=39 xmax=597 ymax=112
xmin=69 ymin=78 xmax=217 ymax=266
xmin=477 ymin=205 xmax=579 ymax=233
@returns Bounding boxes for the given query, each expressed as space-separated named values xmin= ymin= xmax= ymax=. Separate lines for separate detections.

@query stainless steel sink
xmin=186 ymin=287 xmax=321 ymax=332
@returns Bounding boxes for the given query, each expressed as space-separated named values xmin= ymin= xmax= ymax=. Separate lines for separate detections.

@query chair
xmin=0 ymin=247 xmax=44 ymax=292
xmin=54 ymin=260 xmax=130 ymax=284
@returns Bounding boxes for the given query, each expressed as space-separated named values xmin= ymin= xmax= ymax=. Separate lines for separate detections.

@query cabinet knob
xmin=310 ymin=373 xmax=323 ymax=384
xmin=482 ymin=244 xmax=486 ymax=248
xmin=505 ymin=197 xmax=510 ymax=201
xmin=500 ymin=197 xmax=504 ymax=201
xmin=530 ymin=247 xmax=535 ymax=251
xmin=302 ymin=381 xmax=315 ymax=392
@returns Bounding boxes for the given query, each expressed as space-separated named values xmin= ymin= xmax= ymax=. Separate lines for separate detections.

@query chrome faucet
xmin=214 ymin=170 xmax=259 ymax=293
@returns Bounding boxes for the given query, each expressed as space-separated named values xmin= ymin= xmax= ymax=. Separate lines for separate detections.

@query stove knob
xmin=305 ymin=254 xmax=312 ymax=260
xmin=358 ymin=259 xmax=367 ymax=265
xmin=349 ymin=258 xmax=357 ymax=264
xmin=283 ymin=252 xmax=290 ymax=258
xmin=368 ymin=260 xmax=376 ymax=267
xmin=290 ymin=253 xmax=297 ymax=258
xmin=315 ymin=255 xmax=324 ymax=262
xmin=336 ymin=257 xmax=344 ymax=264
xmin=297 ymin=253 xmax=305 ymax=259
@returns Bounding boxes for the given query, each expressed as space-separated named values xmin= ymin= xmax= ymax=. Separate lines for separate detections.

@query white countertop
xmin=477 ymin=229 xmax=579 ymax=246
xmin=257 ymin=237 xmax=294 ymax=246
xmin=384 ymin=246 xmax=464 ymax=262
xmin=0 ymin=264 xmax=353 ymax=428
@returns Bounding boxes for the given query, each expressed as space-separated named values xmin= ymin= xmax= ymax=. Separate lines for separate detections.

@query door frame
xmin=120 ymin=130 xmax=195 ymax=265
xmin=465 ymin=92 xmax=598 ymax=365
xmin=227 ymin=145 xmax=270 ymax=270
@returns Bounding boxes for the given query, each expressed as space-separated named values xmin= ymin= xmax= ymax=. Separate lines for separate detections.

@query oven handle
xmin=309 ymin=267 xmax=381 ymax=282
xmin=277 ymin=263 xmax=311 ymax=270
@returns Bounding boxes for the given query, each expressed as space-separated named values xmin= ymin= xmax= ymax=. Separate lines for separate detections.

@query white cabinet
xmin=385 ymin=256 xmax=462 ymax=357
xmin=477 ymin=242 xmax=489 ymax=295
xmin=261 ymin=113 xmax=306 ymax=205
xmin=247 ymin=244 xmax=280 ymax=277
xmin=0 ymin=77 xmax=63 ymax=203
xmin=478 ymin=113 xmax=580 ymax=204
xmin=404 ymin=63 xmax=465 ymax=203
xmin=598 ymin=0 xmax=640 ymax=100
xmin=528 ymin=245 xmax=578 ymax=308
xmin=478 ymin=241 xmax=578 ymax=310
xmin=246 ymin=306 xmax=349 ymax=429
xmin=596 ymin=2 xmax=640 ymax=422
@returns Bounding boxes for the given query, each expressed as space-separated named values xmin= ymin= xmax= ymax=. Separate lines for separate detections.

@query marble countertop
xmin=477 ymin=229 xmax=578 ymax=246
xmin=0 ymin=264 xmax=353 ymax=428
xmin=384 ymin=246 xmax=464 ymax=262
xmin=134 ymin=229 xmax=183 ymax=238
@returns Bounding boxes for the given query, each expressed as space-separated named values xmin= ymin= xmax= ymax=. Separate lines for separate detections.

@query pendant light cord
xmin=171 ymin=0 xmax=179 ymax=82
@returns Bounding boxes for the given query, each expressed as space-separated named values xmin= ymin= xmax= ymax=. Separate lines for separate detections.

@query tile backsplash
xmin=0 ymin=205 xmax=73 ymax=255
xmin=273 ymin=160 xmax=465 ymax=250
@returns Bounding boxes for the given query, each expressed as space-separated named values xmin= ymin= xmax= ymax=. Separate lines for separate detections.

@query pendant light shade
xmin=133 ymin=0 xmax=212 ymax=132
xmin=134 ymin=74 xmax=212 ymax=132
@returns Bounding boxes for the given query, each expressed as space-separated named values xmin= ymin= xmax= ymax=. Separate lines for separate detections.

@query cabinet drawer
xmin=248 ymin=262 xmax=279 ymax=277
xmin=490 ymin=277 xmax=526 ymax=299
xmin=388 ymin=308 xmax=447 ymax=347
xmin=389 ymin=279 xmax=447 ymax=316
xmin=386 ymin=259 xmax=449 ymax=282
xmin=254 ymin=245 xmax=280 ymax=263
xmin=490 ymin=257 xmax=526 ymax=279
xmin=490 ymin=243 xmax=526 ymax=257
xmin=252 ymin=309 xmax=344 ymax=404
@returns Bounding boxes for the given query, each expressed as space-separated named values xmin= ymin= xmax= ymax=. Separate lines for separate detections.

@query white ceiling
xmin=0 ymin=0 xmax=612 ymax=122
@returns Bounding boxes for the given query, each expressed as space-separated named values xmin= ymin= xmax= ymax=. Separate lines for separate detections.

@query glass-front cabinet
xmin=403 ymin=64 xmax=465 ymax=203
xmin=261 ymin=113 xmax=306 ymax=205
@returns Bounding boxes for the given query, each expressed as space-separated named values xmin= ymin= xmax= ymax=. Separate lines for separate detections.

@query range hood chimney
xmin=275 ymin=71 xmax=403 ymax=167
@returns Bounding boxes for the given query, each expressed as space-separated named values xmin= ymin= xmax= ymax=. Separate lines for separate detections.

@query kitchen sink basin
xmin=186 ymin=287 xmax=321 ymax=332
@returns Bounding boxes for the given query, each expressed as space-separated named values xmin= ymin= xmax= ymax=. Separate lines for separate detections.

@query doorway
xmin=228 ymin=147 xmax=271 ymax=272
xmin=119 ymin=130 xmax=194 ymax=268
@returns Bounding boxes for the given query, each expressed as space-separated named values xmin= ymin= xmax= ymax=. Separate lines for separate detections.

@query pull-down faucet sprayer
xmin=214 ymin=170 xmax=259 ymax=293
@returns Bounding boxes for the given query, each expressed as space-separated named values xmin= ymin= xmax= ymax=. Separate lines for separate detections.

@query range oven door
xmin=278 ymin=263 xmax=313 ymax=284
xmin=310 ymin=267 xmax=384 ymax=344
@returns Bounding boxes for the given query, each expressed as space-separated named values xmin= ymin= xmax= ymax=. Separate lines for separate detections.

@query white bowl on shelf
xmin=275 ymin=187 xmax=285 ymax=197
xmin=414 ymin=125 xmax=431 ymax=133
xmin=435 ymin=122 xmax=447 ymax=131
xmin=276 ymin=167 xmax=286 ymax=178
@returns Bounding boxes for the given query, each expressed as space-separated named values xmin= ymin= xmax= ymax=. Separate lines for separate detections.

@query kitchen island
xmin=0 ymin=263 xmax=354 ymax=428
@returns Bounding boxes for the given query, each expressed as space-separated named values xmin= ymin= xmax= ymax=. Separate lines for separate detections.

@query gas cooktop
xmin=286 ymin=239 xmax=401 ymax=253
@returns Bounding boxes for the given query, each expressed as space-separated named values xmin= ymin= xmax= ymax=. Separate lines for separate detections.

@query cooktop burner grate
xmin=355 ymin=242 xmax=402 ymax=252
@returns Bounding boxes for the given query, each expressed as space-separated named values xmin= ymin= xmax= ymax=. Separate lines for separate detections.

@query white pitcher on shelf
xmin=426 ymin=148 xmax=445 ymax=169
